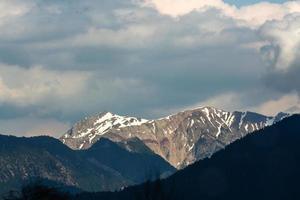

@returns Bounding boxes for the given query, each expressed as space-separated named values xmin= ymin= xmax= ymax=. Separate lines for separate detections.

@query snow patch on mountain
xmin=62 ymin=112 xmax=148 ymax=149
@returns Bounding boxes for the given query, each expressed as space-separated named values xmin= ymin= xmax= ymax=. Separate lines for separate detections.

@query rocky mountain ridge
xmin=60 ymin=107 xmax=289 ymax=168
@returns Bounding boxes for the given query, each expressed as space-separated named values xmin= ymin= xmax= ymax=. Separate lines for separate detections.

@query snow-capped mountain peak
xmin=60 ymin=107 xmax=288 ymax=168
xmin=62 ymin=112 xmax=148 ymax=149
xmin=92 ymin=112 xmax=148 ymax=133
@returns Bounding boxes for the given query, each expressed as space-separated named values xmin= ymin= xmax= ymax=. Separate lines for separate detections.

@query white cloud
xmin=233 ymin=2 xmax=300 ymax=27
xmin=162 ymin=91 xmax=300 ymax=117
xmin=142 ymin=1 xmax=300 ymax=72
xmin=189 ymin=93 xmax=244 ymax=111
xmin=70 ymin=25 xmax=157 ymax=48
xmin=143 ymin=0 xmax=230 ymax=17
xmin=260 ymin=14 xmax=300 ymax=70
xmin=0 ymin=0 xmax=34 ymax=30
xmin=0 ymin=0 xmax=299 ymax=136
xmin=149 ymin=93 xmax=245 ymax=118
xmin=251 ymin=93 xmax=300 ymax=116
xmin=0 ymin=64 xmax=91 ymax=106
xmin=146 ymin=0 xmax=300 ymax=27
xmin=0 ymin=0 xmax=32 ymax=19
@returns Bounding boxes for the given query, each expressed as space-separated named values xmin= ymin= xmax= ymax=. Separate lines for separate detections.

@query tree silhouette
xmin=3 ymin=183 xmax=70 ymax=200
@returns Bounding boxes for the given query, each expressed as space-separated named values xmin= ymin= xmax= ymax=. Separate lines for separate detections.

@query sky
xmin=0 ymin=0 xmax=299 ymax=137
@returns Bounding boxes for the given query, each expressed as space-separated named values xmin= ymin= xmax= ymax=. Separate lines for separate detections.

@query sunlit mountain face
xmin=60 ymin=107 xmax=289 ymax=168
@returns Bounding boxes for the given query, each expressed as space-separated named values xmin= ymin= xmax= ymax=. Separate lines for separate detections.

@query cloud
xmin=192 ymin=93 xmax=244 ymax=111
xmin=169 ymin=92 xmax=300 ymax=117
xmin=146 ymin=0 xmax=300 ymax=27
xmin=258 ymin=14 xmax=300 ymax=95
xmin=0 ymin=64 xmax=91 ymax=107
xmin=150 ymin=93 xmax=245 ymax=117
xmin=70 ymin=25 xmax=157 ymax=49
xmin=0 ymin=0 xmax=299 ymax=136
xmin=143 ymin=0 xmax=230 ymax=17
xmin=260 ymin=14 xmax=300 ymax=70
xmin=251 ymin=93 xmax=300 ymax=116
xmin=233 ymin=2 xmax=300 ymax=27
xmin=264 ymin=62 xmax=300 ymax=95
xmin=0 ymin=0 xmax=32 ymax=20
xmin=142 ymin=1 xmax=300 ymax=72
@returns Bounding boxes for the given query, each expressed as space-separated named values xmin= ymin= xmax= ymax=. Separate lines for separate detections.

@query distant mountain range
xmin=75 ymin=114 xmax=300 ymax=200
xmin=0 ymin=135 xmax=174 ymax=197
xmin=61 ymin=107 xmax=289 ymax=168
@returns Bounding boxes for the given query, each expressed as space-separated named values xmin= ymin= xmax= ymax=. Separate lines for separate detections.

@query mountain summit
xmin=60 ymin=107 xmax=288 ymax=168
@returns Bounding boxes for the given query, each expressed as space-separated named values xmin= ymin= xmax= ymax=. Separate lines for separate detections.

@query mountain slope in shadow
xmin=0 ymin=135 xmax=175 ymax=197
xmin=76 ymin=114 xmax=300 ymax=200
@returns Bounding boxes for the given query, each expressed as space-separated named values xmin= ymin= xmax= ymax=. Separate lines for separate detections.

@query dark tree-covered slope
xmin=0 ymin=135 xmax=175 ymax=197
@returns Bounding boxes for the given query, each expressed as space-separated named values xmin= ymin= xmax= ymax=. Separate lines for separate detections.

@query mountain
xmin=75 ymin=114 xmax=300 ymax=200
xmin=60 ymin=107 xmax=288 ymax=168
xmin=0 ymin=135 xmax=175 ymax=197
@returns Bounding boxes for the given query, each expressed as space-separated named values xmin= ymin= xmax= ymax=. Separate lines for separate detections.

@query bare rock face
xmin=60 ymin=107 xmax=288 ymax=168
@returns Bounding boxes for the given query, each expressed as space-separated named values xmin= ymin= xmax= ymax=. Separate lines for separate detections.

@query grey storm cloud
xmin=259 ymin=14 xmax=300 ymax=95
xmin=0 ymin=0 xmax=300 ymax=136
xmin=264 ymin=63 xmax=300 ymax=95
